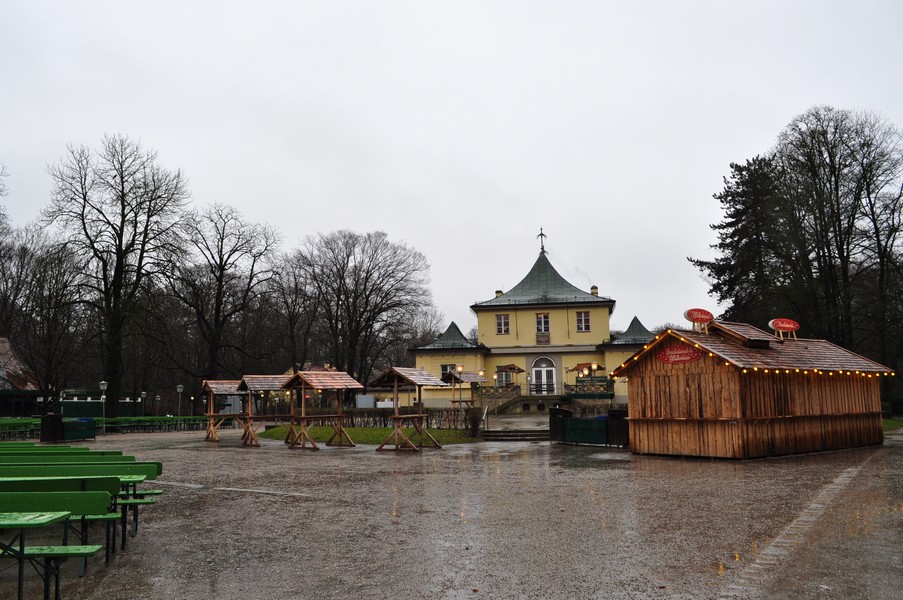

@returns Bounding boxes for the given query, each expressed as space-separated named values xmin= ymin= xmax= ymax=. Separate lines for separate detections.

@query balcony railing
xmin=481 ymin=379 xmax=615 ymax=399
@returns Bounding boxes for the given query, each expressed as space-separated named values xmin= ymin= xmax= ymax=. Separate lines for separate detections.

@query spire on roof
xmin=537 ymin=227 xmax=547 ymax=253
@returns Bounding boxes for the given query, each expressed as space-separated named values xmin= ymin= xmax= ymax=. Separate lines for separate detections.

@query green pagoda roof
xmin=471 ymin=251 xmax=614 ymax=310
xmin=609 ymin=316 xmax=654 ymax=345
xmin=415 ymin=321 xmax=478 ymax=351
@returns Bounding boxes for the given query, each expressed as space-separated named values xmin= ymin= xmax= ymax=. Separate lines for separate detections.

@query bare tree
xmin=45 ymin=135 xmax=189 ymax=417
xmin=0 ymin=227 xmax=39 ymax=339
xmin=379 ymin=306 xmax=446 ymax=369
xmin=169 ymin=203 xmax=278 ymax=380
xmin=300 ymin=230 xmax=433 ymax=385
xmin=13 ymin=233 xmax=87 ymax=411
xmin=0 ymin=161 xmax=9 ymax=227
xmin=850 ymin=113 xmax=903 ymax=367
xmin=271 ymin=248 xmax=320 ymax=371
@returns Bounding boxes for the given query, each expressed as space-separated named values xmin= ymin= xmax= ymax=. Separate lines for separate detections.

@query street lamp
xmin=176 ymin=384 xmax=184 ymax=419
xmin=155 ymin=395 xmax=160 ymax=417
xmin=140 ymin=391 xmax=146 ymax=417
xmin=478 ymin=369 xmax=486 ymax=428
xmin=99 ymin=380 xmax=108 ymax=435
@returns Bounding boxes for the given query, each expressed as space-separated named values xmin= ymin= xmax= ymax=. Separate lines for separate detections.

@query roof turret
xmin=471 ymin=251 xmax=614 ymax=310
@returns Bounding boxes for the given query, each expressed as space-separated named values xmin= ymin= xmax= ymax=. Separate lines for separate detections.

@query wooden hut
xmin=610 ymin=321 xmax=893 ymax=459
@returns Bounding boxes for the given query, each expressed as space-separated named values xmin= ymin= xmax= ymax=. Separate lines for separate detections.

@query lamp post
xmin=99 ymin=380 xmax=108 ymax=435
xmin=478 ymin=369 xmax=486 ymax=428
xmin=140 ymin=391 xmax=146 ymax=417
xmin=492 ymin=373 xmax=498 ymax=415
xmin=155 ymin=395 xmax=160 ymax=417
xmin=455 ymin=365 xmax=464 ymax=426
xmin=176 ymin=384 xmax=184 ymax=419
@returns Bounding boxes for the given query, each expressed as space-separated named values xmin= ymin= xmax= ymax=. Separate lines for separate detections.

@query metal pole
xmin=99 ymin=380 xmax=108 ymax=436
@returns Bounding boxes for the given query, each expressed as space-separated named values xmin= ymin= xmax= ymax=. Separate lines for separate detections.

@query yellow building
xmin=413 ymin=249 xmax=653 ymax=411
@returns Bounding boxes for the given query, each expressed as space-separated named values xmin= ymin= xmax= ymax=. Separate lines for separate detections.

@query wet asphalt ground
xmin=2 ymin=419 xmax=901 ymax=599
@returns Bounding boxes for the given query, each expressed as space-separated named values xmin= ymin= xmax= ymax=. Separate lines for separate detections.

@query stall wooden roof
xmin=283 ymin=371 xmax=364 ymax=390
xmin=369 ymin=367 xmax=448 ymax=389
xmin=441 ymin=371 xmax=488 ymax=384
xmin=201 ymin=380 xmax=241 ymax=395
xmin=237 ymin=374 xmax=293 ymax=392
xmin=494 ymin=363 xmax=525 ymax=373
xmin=611 ymin=321 xmax=893 ymax=376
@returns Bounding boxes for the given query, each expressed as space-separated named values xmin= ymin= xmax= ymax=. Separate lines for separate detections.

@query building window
xmin=536 ymin=313 xmax=550 ymax=333
xmin=495 ymin=371 xmax=512 ymax=386
xmin=496 ymin=314 xmax=510 ymax=335
xmin=576 ymin=311 xmax=590 ymax=332
xmin=441 ymin=364 xmax=456 ymax=377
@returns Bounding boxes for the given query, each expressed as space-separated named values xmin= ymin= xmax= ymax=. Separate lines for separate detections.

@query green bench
xmin=0 ymin=455 xmax=136 ymax=464
xmin=0 ymin=478 xmax=123 ymax=564
xmin=0 ymin=492 xmax=112 ymax=598
xmin=23 ymin=545 xmax=103 ymax=600
xmin=0 ymin=462 xmax=163 ymax=479
xmin=0 ymin=464 xmax=162 ymax=552
xmin=0 ymin=449 xmax=124 ymax=456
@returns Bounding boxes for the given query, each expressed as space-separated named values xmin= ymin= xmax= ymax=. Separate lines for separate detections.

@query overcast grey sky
xmin=2 ymin=1 xmax=902 ymax=333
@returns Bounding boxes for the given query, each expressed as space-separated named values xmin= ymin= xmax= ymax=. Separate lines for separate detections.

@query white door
xmin=532 ymin=358 xmax=556 ymax=395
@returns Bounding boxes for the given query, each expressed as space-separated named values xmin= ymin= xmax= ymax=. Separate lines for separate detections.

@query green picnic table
xmin=0 ymin=511 xmax=73 ymax=600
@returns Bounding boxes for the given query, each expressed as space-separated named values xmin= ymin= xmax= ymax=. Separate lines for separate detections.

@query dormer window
xmin=576 ymin=311 xmax=590 ymax=332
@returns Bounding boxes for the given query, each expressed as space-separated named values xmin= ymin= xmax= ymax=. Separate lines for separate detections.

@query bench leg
xmin=53 ymin=558 xmax=61 ymax=600
xmin=105 ymin=520 xmax=113 ymax=563
xmin=120 ymin=508 xmax=128 ymax=550
xmin=41 ymin=556 xmax=59 ymax=600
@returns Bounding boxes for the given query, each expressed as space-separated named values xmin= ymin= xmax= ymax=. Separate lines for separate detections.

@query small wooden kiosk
xmin=611 ymin=320 xmax=893 ymax=459
xmin=441 ymin=370 xmax=487 ymax=428
xmin=369 ymin=367 xmax=448 ymax=451
xmin=202 ymin=379 xmax=241 ymax=443
xmin=227 ymin=374 xmax=292 ymax=447
xmin=282 ymin=370 xmax=363 ymax=451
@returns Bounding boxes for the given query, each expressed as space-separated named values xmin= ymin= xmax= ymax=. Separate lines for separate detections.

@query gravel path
xmin=3 ymin=427 xmax=901 ymax=599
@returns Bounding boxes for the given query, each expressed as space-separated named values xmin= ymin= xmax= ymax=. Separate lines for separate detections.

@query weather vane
xmin=537 ymin=227 xmax=547 ymax=252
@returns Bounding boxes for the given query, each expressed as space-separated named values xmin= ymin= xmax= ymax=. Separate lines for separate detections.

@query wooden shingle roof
xmin=612 ymin=321 xmax=893 ymax=376
xmin=369 ymin=367 xmax=448 ymax=388
xmin=237 ymin=374 xmax=292 ymax=392
xmin=201 ymin=380 xmax=241 ymax=395
xmin=441 ymin=371 xmax=488 ymax=384
xmin=284 ymin=371 xmax=363 ymax=390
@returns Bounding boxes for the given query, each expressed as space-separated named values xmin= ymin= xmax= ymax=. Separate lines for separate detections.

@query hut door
xmin=531 ymin=357 xmax=556 ymax=395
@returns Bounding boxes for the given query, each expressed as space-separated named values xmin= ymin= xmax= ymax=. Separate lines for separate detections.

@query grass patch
xmin=258 ymin=425 xmax=478 ymax=445
xmin=883 ymin=418 xmax=903 ymax=433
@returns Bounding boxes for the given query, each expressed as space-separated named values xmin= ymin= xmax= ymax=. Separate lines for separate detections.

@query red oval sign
xmin=684 ymin=308 xmax=714 ymax=324
xmin=769 ymin=318 xmax=800 ymax=332
xmin=656 ymin=345 xmax=703 ymax=365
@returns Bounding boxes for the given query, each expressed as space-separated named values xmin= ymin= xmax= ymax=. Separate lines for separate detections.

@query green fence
xmin=564 ymin=417 xmax=609 ymax=445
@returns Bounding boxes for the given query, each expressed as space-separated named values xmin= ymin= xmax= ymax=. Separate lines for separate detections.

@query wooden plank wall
xmin=627 ymin=337 xmax=885 ymax=458
xmin=628 ymin=338 xmax=743 ymax=457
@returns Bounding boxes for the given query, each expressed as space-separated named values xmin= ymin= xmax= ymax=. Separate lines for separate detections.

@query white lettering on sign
xmin=656 ymin=345 xmax=704 ymax=365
